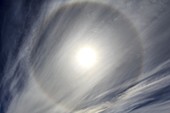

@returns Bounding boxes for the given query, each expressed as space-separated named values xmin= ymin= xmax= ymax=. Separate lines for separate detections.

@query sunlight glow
xmin=75 ymin=47 xmax=97 ymax=69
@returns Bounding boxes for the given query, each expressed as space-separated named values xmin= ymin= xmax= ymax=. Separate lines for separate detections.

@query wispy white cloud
xmin=6 ymin=0 xmax=170 ymax=113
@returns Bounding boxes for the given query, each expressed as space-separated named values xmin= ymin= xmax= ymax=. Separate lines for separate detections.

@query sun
xmin=75 ymin=47 xmax=97 ymax=69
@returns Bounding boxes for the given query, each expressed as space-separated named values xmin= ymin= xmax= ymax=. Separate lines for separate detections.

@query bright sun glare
xmin=76 ymin=47 xmax=97 ymax=69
